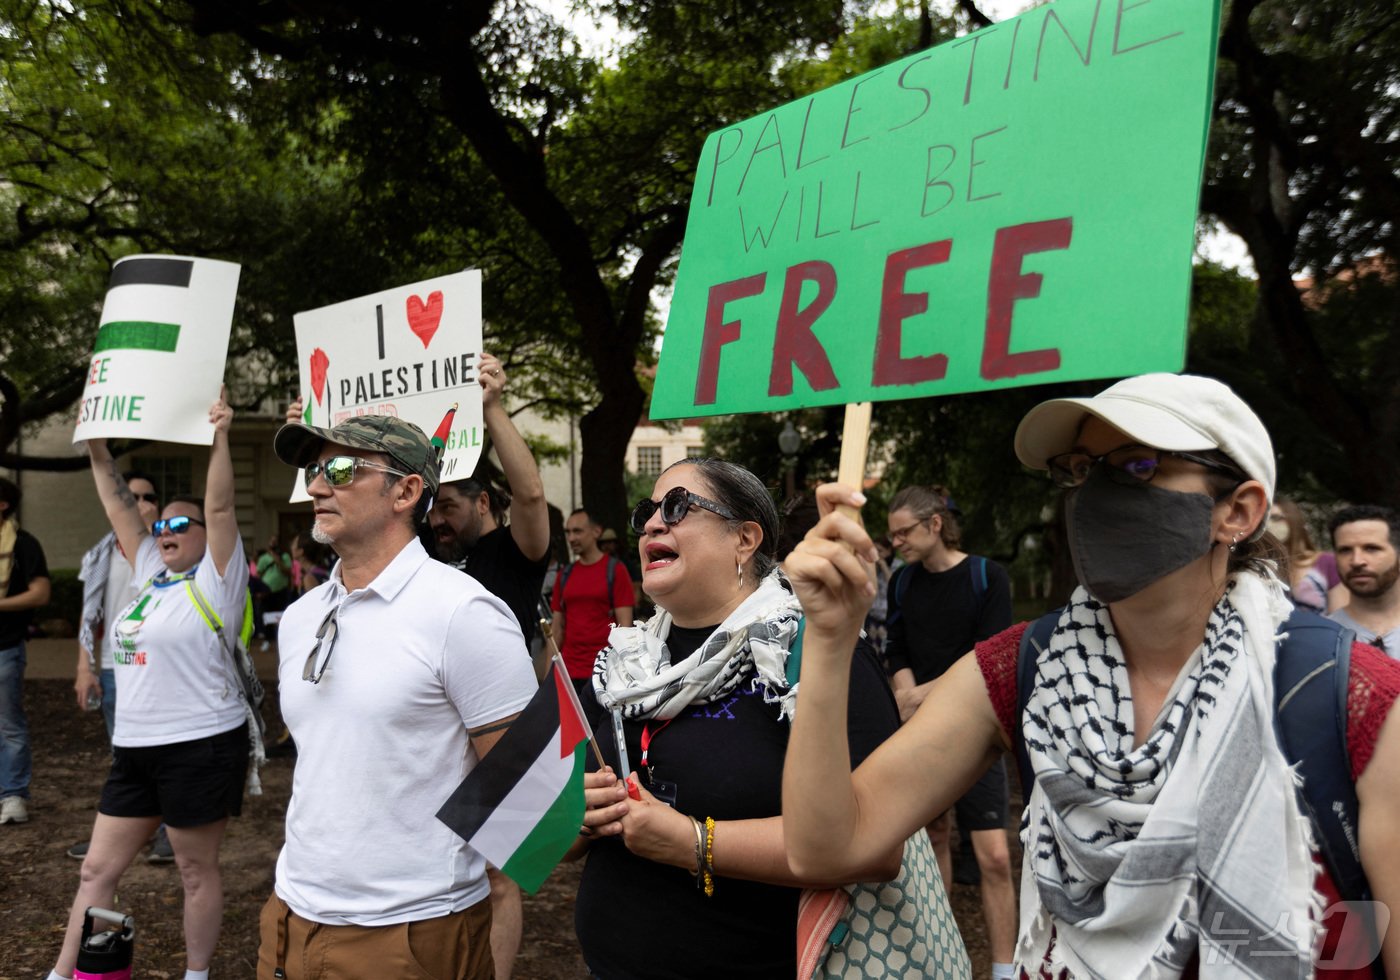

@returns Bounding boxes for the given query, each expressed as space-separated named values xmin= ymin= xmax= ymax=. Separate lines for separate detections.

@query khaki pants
xmin=257 ymin=893 xmax=493 ymax=980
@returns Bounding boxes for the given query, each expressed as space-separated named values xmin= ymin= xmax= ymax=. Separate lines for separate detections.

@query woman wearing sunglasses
xmin=783 ymin=374 xmax=1400 ymax=979
xmin=571 ymin=457 xmax=905 ymax=979
xmin=50 ymin=392 xmax=251 ymax=980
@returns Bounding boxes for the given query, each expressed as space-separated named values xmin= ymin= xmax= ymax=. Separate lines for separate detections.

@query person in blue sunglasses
xmin=49 ymin=390 xmax=251 ymax=980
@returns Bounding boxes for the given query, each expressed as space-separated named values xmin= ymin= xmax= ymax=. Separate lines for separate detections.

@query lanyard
xmin=639 ymin=718 xmax=673 ymax=779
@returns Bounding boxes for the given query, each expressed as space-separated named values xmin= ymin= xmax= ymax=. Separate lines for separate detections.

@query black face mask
xmin=1064 ymin=465 xmax=1218 ymax=604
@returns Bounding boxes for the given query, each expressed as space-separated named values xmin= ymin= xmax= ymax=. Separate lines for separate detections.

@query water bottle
xmin=75 ymin=907 xmax=135 ymax=980
xmin=84 ymin=689 xmax=101 ymax=712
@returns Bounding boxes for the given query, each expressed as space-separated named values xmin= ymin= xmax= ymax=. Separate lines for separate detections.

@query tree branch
xmin=956 ymin=1 xmax=994 ymax=30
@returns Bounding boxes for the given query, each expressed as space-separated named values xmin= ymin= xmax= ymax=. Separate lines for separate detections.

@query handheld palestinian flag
xmin=430 ymin=402 xmax=458 ymax=469
xmin=436 ymin=658 xmax=588 ymax=893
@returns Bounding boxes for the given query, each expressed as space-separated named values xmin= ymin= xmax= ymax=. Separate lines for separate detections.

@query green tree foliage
xmin=164 ymin=0 xmax=915 ymax=533
xmin=0 ymin=0 xmax=406 ymax=466
xmin=1203 ymin=0 xmax=1400 ymax=506
xmin=2 ymin=0 xmax=1392 ymax=547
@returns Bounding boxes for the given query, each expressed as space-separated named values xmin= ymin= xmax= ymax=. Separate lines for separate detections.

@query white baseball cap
xmin=1013 ymin=373 xmax=1276 ymax=499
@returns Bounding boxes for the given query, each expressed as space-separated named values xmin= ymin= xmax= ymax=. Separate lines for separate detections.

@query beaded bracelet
xmin=689 ymin=815 xmax=706 ymax=890
xmin=702 ymin=816 xmax=716 ymax=898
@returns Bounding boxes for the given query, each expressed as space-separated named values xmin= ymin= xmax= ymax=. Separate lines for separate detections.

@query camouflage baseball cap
xmin=274 ymin=415 xmax=440 ymax=496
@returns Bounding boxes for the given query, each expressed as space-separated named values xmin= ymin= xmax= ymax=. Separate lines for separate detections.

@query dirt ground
xmin=1 ymin=677 xmax=1005 ymax=979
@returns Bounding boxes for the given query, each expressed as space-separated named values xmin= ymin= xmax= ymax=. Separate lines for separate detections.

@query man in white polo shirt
xmin=258 ymin=415 xmax=536 ymax=980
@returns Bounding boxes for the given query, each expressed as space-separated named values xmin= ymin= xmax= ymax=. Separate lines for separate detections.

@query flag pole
xmin=836 ymin=401 xmax=872 ymax=525
xmin=539 ymin=617 xmax=609 ymax=771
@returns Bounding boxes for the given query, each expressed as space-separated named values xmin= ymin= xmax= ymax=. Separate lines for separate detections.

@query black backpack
xmin=559 ymin=555 xmax=621 ymax=619
xmin=886 ymin=555 xmax=988 ymax=628
xmin=1014 ymin=606 xmax=1383 ymax=974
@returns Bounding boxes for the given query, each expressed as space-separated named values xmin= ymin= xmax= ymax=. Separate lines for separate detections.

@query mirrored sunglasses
xmin=304 ymin=455 xmax=410 ymax=489
xmin=152 ymin=516 xmax=205 ymax=536
xmin=629 ymin=485 xmax=739 ymax=534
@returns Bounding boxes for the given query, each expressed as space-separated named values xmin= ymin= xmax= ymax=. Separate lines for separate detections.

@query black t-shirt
xmin=460 ymin=525 xmax=549 ymax=646
xmin=884 ymin=555 xmax=1012 ymax=685
xmin=575 ymin=624 xmax=898 ymax=979
xmin=0 ymin=529 xmax=49 ymax=648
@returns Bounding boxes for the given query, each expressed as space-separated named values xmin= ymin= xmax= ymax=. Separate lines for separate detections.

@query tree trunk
xmin=578 ymin=385 xmax=646 ymax=537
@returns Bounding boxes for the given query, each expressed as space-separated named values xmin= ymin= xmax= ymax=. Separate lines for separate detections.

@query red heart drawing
xmin=407 ymin=291 xmax=444 ymax=349
xmin=309 ymin=347 xmax=330 ymax=405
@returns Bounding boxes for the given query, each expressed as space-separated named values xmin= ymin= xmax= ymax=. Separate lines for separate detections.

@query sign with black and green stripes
xmin=73 ymin=255 xmax=241 ymax=446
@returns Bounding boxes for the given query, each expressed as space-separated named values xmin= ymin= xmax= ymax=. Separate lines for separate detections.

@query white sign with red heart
xmin=289 ymin=269 xmax=485 ymax=502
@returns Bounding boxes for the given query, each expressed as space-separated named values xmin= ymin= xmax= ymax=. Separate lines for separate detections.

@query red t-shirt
xmin=974 ymin=623 xmax=1400 ymax=980
xmin=551 ymin=556 xmax=635 ymax=679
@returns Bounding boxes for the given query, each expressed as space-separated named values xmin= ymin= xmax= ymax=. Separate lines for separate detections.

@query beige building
xmin=627 ymin=422 xmax=707 ymax=479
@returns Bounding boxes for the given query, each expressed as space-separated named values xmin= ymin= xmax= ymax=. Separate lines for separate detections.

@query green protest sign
xmin=651 ymin=0 xmax=1222 ymax=420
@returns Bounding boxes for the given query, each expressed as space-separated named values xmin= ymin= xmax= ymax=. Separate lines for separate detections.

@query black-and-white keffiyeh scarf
xmin=1017 ymin=571 xmax=1320 ymax=979
xmin=592 ymin=570 xmax=802 ymax=721
xmin=77 ymin=531 xmax=117 ymax=664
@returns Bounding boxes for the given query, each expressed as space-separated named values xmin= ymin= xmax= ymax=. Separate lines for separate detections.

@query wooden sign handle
xmin=835 ymin=402 xmax=872 ymax=523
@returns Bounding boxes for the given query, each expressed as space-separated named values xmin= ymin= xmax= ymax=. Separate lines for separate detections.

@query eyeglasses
xmin=152 ymin=516 xmax=205 ymax=536
xmin=304 ymin=455 xmax=410 ymax=490
xmin=889 ymin=518 xmax=931 ymax=543
xmin=133 ymin=492 xmax=159 ymax=504
xmin=1047 ymin=444 xmax=1246 ymax=489
xmin=629 ymin=486 xmax=740 ymax=534
xmin=303 ymin=606 xmax=339 ymax=684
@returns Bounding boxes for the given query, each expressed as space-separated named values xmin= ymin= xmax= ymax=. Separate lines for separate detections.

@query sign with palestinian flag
xmin=289 ymin=270 xmax=485 ymax=502
xmin=436 ymin=658 xmax=589 ymax=893
xmin=73 ymin=255 xmax=241 ymax=445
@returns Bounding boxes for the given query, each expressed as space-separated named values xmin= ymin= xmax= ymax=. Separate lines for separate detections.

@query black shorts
xmin=953 ymin=755 xmax=1009 ymax=832
xmin=100 ymin=724 xmax=249 ymax=827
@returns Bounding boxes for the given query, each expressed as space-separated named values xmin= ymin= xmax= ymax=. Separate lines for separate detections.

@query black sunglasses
xmin=629 ymin=486 xmax=739 ymax=534
xmin=133 ymin=492 xmax=159 ymax=504
xmin=152 ymin=516 xmax=205 ymax=536
xmin=303 ymin=606 xmax=339 ymax=684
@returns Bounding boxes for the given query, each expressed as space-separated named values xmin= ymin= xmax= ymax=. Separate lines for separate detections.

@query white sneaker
xmin=0 ymin=796 xmax=28 ymax=824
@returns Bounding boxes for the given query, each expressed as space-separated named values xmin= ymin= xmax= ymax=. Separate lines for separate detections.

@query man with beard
xmin=1328 ymin=504 xmax=1400 ymax=656
xmin=429 ymin=352 xmax=550 ymax=653
xmin=425 ymin=352 xmax=548 ymax=980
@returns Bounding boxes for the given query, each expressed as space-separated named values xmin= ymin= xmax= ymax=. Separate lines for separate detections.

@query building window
xmin=637 ymin=446 xmax=663 ymax=476
xmin=686 ymin=445 xmax=705 ymax=459
xmin=130 ymin=455 xmax=194 ymax=501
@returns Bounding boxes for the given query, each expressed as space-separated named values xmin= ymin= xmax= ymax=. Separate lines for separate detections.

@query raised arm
xmin=782 ymin=483 xmax=1007 ymax=880
xmin=479 ymin=353 xmax=549 ymax=562
xmin=87 ymin=438 xmax=148 ymax=564
xmin=204 ymin=390 xmax=238 ymax=577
